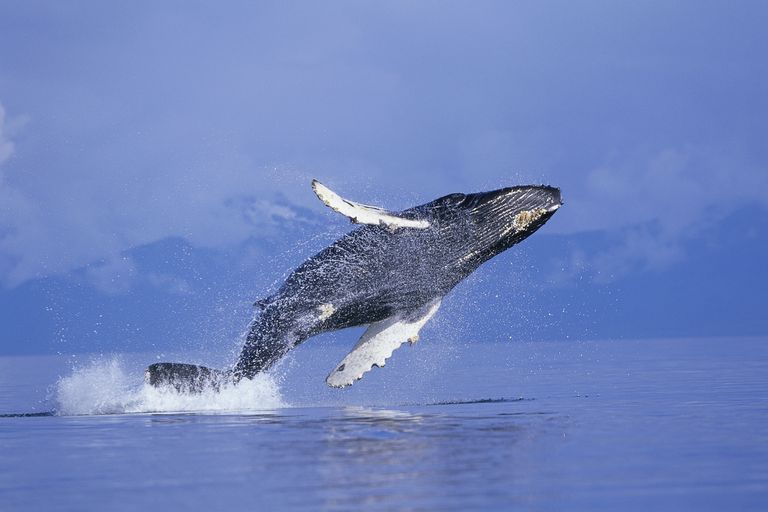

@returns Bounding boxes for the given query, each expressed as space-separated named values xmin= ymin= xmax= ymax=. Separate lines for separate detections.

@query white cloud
xmin=146 ymin=273 xmax=192 ymax=295
xmin=546 ymin=145 xmax=768 ymax=283
xmin=0 ymin=104 xmax=318 ymax=288
xmin=0 ymin=103 xmax=40 ymax=282
xmin=0 ymin=103 xmax=13 ymax=165
xmin=84 ymin=256 xmax=137 ymax=295
xmin=0 ymin=2 xmax=764 ymax=292
xmin=556 ymin=146 xmax=768 ymax=235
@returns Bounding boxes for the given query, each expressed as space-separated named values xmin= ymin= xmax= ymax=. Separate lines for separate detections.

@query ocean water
xmin=1 ymin=336 xmax=766 ymax=511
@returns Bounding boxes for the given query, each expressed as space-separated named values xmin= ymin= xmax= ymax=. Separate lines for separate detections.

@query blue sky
xmin=0 ymin=1 xmax=766 ymax=355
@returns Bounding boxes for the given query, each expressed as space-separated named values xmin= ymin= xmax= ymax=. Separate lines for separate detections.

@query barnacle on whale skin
xmin=512 ymin=208 xmax=547 ymax=231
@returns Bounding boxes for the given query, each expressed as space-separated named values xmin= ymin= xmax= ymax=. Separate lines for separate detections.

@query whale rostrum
xmin=146 ymin=180 xmax=562 ymax=391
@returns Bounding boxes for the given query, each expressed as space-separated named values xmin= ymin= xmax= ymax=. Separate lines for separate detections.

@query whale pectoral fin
xmin=325 ymin=298 xmax=441 ymax=388
xmin=312 ymin=180 xmax=430 ymax=230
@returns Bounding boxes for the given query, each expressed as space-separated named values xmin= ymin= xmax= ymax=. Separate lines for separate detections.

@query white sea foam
xmin=54 ymin=357 xmax=285 ymax=416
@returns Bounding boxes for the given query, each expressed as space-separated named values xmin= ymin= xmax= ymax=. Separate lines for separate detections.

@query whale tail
xmin=145 ymin=362 xmax=230 ymax=393
xmin=231 ymin=316 xmax=296 ymax=382
xmin=146 ymin=310 xmax=298 ymax=392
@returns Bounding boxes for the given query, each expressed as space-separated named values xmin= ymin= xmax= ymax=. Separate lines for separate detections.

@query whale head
xmin=424 ymin=185 xmax=562 ymax=265
xmin=468 ymin=185 xmax=561 ymax=251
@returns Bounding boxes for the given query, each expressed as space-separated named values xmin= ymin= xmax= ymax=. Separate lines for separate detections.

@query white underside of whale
xmin=326 ymin=298 xmax=442 ymax=388
xmin=312 ymin=180 xmax=430 ymax=230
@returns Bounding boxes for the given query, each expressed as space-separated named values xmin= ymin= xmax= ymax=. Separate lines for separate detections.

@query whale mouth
xmin=547 ymin=201 xmax=562 ymax=212
xmin=543 ymin=187 xmax=563 ymax=212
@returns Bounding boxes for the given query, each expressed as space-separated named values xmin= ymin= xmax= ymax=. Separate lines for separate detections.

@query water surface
xmin=1 ymin=337 xmax=766 ymax=510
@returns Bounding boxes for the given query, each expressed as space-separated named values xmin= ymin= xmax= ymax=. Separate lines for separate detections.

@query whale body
xmin=146 ymin=180 xmax=562 ymax=390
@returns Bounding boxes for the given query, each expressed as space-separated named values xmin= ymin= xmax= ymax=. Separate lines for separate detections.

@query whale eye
xmin=336 ymin=364 xmax=345 ymax=372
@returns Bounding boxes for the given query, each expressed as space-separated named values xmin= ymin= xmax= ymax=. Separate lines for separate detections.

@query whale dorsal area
xmin=325 ymin=298 xmax=442 ymax=388
xmin=312 ymin=180 xmax=430 ymax=230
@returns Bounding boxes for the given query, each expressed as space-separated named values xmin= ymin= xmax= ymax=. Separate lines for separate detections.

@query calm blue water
xmin=1 ymin=337 xmax=767 ymax=511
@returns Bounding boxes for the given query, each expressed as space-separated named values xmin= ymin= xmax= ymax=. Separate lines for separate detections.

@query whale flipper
xmin=326 ymin=298 xmax=441 ymax=388
xmin=312 ymin=180 xmax=430 ymax=230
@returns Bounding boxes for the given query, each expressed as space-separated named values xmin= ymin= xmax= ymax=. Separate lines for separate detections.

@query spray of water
xmin=54 ymin=357 xmax=285 ymax=416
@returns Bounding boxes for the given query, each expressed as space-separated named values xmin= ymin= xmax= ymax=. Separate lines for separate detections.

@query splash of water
xmin=54 ymin=357 xmax=285 ymax=416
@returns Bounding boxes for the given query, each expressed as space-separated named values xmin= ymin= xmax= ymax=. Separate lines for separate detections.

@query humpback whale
xmin=146 ymin=180 xmax=562 ymax=390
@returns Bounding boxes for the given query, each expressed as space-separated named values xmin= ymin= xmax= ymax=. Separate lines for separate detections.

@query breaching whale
xmin=146 ymin=180 xmax=562 ymax=391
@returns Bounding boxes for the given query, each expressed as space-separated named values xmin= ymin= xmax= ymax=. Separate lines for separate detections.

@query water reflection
xmin=310 ymin=403 xmax=566 ymax=509
xmin=1 ymin=396 xmax=567 ymax=509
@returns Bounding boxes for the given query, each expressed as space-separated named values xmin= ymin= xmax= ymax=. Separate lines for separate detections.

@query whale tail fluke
xmin=145 ymin=362 xmax=231 ymax=393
